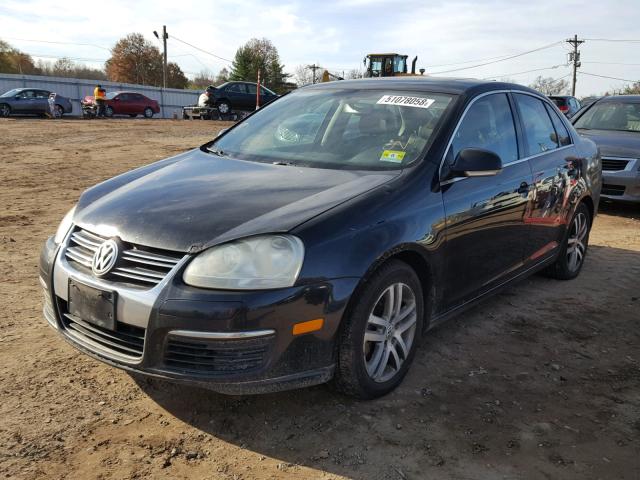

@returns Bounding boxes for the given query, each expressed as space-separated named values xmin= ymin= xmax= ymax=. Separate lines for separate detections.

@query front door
xmin=441 ymin=92 xmax=533 ymax=309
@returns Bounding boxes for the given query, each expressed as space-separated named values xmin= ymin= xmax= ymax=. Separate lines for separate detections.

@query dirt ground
xmin=0 ymin=118 xmax=639 ymax=480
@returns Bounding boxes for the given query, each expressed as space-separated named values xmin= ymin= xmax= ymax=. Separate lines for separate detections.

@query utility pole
xmin=154 ymin=26 xmax=169 ymax=89
xmin=307 ymin=64 xmax=321 ymax=84
xmin=566 ymin=34 xmax=584 ymax=96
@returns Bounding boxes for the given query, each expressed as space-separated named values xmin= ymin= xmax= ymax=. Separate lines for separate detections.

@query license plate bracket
xmin=68 ymin=279 xmax=116 ymax=331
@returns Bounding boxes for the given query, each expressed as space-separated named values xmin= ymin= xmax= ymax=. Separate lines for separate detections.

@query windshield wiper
xmin=206 ymin=146 xmax=227 ymax=157
xmin=272 ymin=161 xmax=294 ymax=166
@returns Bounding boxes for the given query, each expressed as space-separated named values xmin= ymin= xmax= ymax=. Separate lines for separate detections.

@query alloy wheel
xmin=363 ymin=282 xmax=417 ymax=383
xmin=566 ymin=211 xmax=588 ymax=272
xmin=0 ymin=104 xmax=10 ymax=117
xmin=53 ymin=105 xmax=63 ymax=118
xmin=218 ymin=102 xmax=230 ymax=114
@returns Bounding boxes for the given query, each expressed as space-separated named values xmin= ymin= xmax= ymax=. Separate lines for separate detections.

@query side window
xmin=22 ymin=90 xmax=35 ymax=99
xmin=226 ymin=84 xmax=245 ymax=94
xmin=514 ymin=94 xmax=558 ymax=155
xmin=260 ymin=86 xmax=272 ymax=96
xmin=245 ymin=84 xmax=257 ymax=95
xmin=451 ymin=93 xmax=518 ymax=164
xmin=544 ymin=103 xmax=572 ymax=146
xmin=35 ymin=90 xmax=50 ymax=98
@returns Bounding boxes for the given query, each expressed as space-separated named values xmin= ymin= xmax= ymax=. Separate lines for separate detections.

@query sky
xmin=1 ymin=0 xmax=639 ymax=96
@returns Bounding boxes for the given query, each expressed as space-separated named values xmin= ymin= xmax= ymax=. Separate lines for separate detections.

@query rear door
xmin=441 ymin=92 xmax=533 ymax=309
xmin=512 ymin=93 xmax=578 ymax=264
xmin=33 ymin=90 xmax=50 ymax=114
xmin=131 ymin=94 xmax=146 ymax=114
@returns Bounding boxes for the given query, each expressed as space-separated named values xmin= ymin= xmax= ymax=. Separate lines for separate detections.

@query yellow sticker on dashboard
xmin=380 ymin=150 xmax=406 ymax=163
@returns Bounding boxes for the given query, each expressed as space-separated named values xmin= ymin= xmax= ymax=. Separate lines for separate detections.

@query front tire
xmin=105 ymin=106 xmax=114 ymax=118
xmin=217 ymin=101 xmax=231 ymax=115
xmin=143 ymin=107 xmax=154 ymax=118
xmin=335 ymin=260 xmax=424 ymax=399
xmin=545 ymin=203 xmax=591 ymax=280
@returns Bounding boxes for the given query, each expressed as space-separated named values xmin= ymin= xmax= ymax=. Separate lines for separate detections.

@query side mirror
xmin=451 ymin=148 xmax=502 ymax=177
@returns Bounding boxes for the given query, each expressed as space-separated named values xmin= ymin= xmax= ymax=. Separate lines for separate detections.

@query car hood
xmin=74 ymin=148 xmax=399 ymax=252
xmin=576 ymin=129 xmax=640 ymax=158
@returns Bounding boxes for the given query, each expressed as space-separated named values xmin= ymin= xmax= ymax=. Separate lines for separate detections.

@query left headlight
xmin=54 ymin=205 xmax=76 ymax=244
xmin=183 ymin=234 xmax=305 ymax=290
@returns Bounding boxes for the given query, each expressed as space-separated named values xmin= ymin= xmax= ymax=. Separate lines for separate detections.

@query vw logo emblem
xmin=92 ymin=239 xmax=119 ymax=277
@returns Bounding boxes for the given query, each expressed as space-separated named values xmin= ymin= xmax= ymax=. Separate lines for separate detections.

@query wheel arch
xmin=340 ymin=244 xmax=436 ymax=335
xmin=580 ymin=195 xmax=595 ymax=223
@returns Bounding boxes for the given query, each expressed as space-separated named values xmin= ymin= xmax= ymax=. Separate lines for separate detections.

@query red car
xmin=82 ymin=91 xmax=160 ymax=118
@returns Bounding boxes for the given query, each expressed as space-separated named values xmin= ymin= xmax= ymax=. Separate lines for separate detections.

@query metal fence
xmin=0 ymin=73 xmax=200 ymax=118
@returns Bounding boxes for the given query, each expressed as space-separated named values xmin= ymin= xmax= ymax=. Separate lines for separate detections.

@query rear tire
xmin=143 ymin=107 xmax=154 ymax=118
xmin=53 ymin=105 xmax=64 ymax=118
xmin=545 ymin=203 xmax=591 ymax=280
xmin=0 ymin=103 xmax=10 ymax=117
xmin=334 ymin=260 xmax=424 ymax=399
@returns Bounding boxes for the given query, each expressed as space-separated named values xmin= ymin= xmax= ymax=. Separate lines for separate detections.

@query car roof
xmin=549 ymin=95 xmax=573 ymax=99
xmin=302 ymin=77 xmax=541 ymax=97
xmin=597 ymin=95 xmax=640 ymax=103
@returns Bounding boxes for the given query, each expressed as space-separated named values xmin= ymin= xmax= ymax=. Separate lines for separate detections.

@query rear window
xmin=550 ymin=97 xmax=567 ymax=107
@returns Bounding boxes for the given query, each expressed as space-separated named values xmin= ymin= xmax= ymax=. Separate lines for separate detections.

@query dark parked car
xmin=82 ymin=91 xmax=160 ymax=118
xmin=549 ymin=95 xmax=582 ymax=118
xmin=209 ymin=81 xmax=277 ymax=113
xmin=0 ymin=88 xmax=72 ymax=117
xmin=572 ymin=95 xmax=640 ymax=203
xmin=40 ymin=78 xmax=600 ymax=398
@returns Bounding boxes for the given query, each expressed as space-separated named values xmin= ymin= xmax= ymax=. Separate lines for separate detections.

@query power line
xmin=429 ymin=40 xmax=563 ymax=75
xmin=169 ymin=35 xmax=233 ymax=64
xmin=583 ymin=38 xmax=640 ymax=43
xmin=578 ymin=71 xmax=638 ymax=83
xmin=482 ymin=64 xmax=567 ymax=80
xmin=2 ymin=37 xmax=110 ymax=51
xmin=583 ymin=61 xmax=640 ymax=66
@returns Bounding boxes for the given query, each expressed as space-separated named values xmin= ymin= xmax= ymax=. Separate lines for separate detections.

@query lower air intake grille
xmin=164 ymin=336 xmax=272 ymax=375
xmin=61 ymin=309 xmax=145 ymax=360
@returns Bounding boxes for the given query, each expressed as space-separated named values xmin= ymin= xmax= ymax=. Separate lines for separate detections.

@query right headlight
xmin=183 ymin=234 xmax=304 ymax=290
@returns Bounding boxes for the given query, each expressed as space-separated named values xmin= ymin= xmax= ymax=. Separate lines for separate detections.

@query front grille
xmin=602 ymin=158 xmax=630 ymax=171
xmin=164 ymin=336 xmax=272 ymax=375
xmin=602 ymin=184 xmax=626 ymax=196
xmin=65 ymin=228 xmax=184 ymax=288
xmin=60 ymin=306 xmax=145 ymax=360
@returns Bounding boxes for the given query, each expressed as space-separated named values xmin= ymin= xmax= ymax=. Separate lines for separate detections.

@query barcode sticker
xmin=377 ymin=95 xmax=435 ymax=109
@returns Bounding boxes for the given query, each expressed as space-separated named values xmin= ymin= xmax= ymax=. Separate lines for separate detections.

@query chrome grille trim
xmin=64 ymin=227 xmax=186 ymax=288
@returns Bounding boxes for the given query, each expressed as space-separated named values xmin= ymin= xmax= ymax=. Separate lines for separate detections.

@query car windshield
xmin=208 ymin=88 xmax=454 ymax=170
xmin=574 ymin=101 xmax=640 ymax=132
xmin=1 ymin=88 xmax=22 ymax=98
xmin=105 ymin=92 xmax=118 ymax=100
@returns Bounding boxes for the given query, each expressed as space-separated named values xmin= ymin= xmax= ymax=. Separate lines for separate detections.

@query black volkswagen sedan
xmin=40 ymin=78 xmax=601 ymax=398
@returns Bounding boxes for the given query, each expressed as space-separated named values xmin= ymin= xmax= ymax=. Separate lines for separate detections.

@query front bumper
xmin=39 ymin=234 xmax=359 ymax=394
xmin=601 ymin=160 xmax=640 ymax=203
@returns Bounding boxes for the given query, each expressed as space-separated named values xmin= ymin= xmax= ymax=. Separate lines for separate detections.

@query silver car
xmin=0 ymin=88 xmax=73 ymax=118
xmin=573 ymin=95 xmax=640 ymax=203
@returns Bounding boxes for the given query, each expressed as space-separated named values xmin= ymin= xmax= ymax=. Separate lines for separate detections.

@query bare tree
xmin=346 ymin=68 xmax=364 ymax=80
xmin=293 ymin=64 xmax=314 ymax=86
xmin=528 ymin=76 xmax=570 ymax=95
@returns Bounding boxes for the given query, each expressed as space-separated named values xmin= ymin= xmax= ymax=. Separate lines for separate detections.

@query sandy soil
xmin=0 ymin=118 xmax=639 ymax=480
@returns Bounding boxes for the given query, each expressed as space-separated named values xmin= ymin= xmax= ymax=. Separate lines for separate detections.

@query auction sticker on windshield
xmin=377 ymin=95 xmax=435 ymax=109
